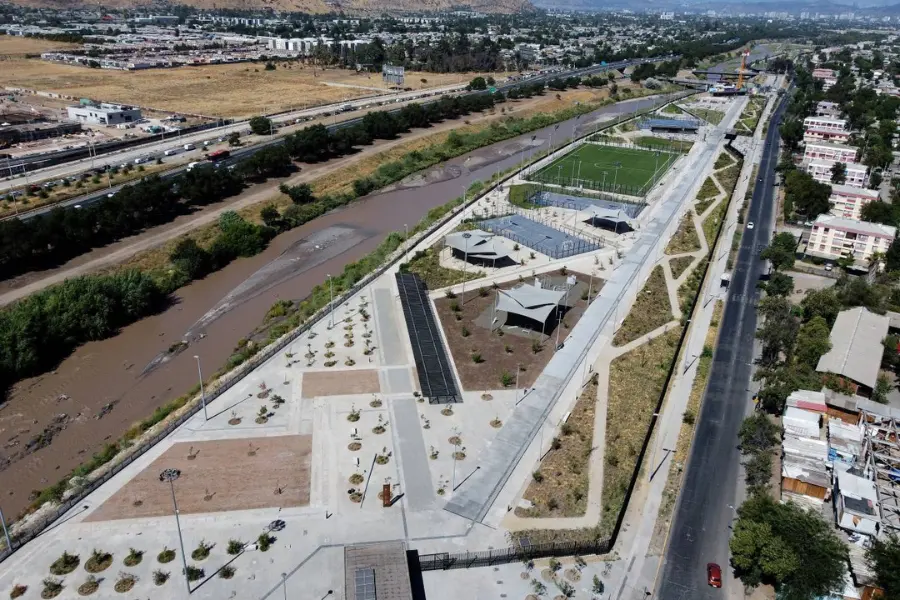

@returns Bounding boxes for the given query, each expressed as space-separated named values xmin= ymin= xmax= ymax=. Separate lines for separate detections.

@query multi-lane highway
xmin=4 ymin=55 xmax=676 ymax=221
xmin=655 ymin=89 xmax=789 ymax=600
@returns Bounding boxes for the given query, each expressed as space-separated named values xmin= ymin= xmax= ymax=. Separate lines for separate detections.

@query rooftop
xmin=811 ymin=214 xmax=897 ymax=238
xmin=829 ymin=183 xmax=880 ymax=198
xmin=344 ymin=543 xmax=413 ymax=600
xmin=496 ymin=282 xmax=568 ymax=324
xmin=816 ymin=307 xmax=890 ymax=388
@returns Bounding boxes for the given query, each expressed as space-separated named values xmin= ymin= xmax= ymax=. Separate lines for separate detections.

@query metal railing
xmin=418 ymin=539 xmax=612 ymax=571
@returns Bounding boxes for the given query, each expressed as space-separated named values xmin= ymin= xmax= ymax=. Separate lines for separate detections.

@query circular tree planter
xmin=564 ymin=568 xmax=581 ymax=582
xmin=157 ymin=549 xmax=176 ymax=564
xmin=520 ymin=572 xmax=530 ymax=580
xmin=349 ymin=474 xmax=364 ymax=485
xmin=369 ymin=399 xmax=383 ymax=408
xmin=448 ymin=436 xmax=461 ymax=446
xmin=77 ymin=579 xmax=99 ymax=596
xmin=541 ymin=569 xmax=555 ymax=582
xmin=10 ymin=584 xmax=27 ymax=599
xmin=372 ymin=426 xmax=386 ymax=435
xmin=123 ymin=549 xmax=143 ymax=567
xmin=348 ymin=442 xmax=362 ymax=451
xmin=441 ymin=407 xmax=454 ymax=417
xmin=85 ymin=551 xmax=112 ymax=573
xmin=228 ymin=417 xmax=242 ymax=426
xmin=255 ymin=416 xmax=268 ymax=424
xmin=490 ymin=419 xmax=503 ymax=429
xmin=481 ymin=393 xmax=493 ymax=401
xmin=49 ymin=552 xmax=80 ymax=576
xmin=114 ymin=575 xmax=136 ymax=594
xmin=349 ymin=492 xmax=362 ymax=503
xmin=453 ymin=451 xmax=466 ymax=461
xmin=375 ymin=455 xmax=390 ymax=465
xmin=40 ymin=580 xmax=63 ymax=600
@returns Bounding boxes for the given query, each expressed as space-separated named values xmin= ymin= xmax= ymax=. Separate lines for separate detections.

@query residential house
xmin=816 ymin=306 xmax=890 ymax=395
xmin=834 ymin=470 xmax=881 ymax=536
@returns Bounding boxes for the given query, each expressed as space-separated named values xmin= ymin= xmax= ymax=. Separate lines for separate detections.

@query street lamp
xmin=0 ymin=505 xmax=12 ymax=553
xmin=327 ymin=274 xmax=334 ymax=329
xmin=159 ymin=468 xmax=190 ymax=595
xmin=281 ymin=572 xmax=288 ymax=600
xmin=193 ymin=355 xmax=208 ymax=421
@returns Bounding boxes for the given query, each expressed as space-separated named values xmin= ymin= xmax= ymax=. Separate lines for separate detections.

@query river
xmin=0 ymin=93 xmax=672 ymax=517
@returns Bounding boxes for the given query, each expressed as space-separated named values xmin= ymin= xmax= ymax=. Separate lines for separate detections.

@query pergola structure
xmin=444 ymin=229 xmax=511 ymax=266
xmin=860 ymin=400 xmax=900 ymax=534
xmin=495 ymin=282 xmax=568 ymax=335
xmin=583 ymin=205 xmax=636 ymax=234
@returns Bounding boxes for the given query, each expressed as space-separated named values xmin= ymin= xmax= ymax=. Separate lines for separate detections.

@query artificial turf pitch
xmin=531 ymin=143 xmax=676 ymax=195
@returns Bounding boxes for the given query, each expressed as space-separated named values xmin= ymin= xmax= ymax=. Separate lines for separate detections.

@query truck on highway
xmin=183 ymin=143 xmax=196 ymax=151
xmin=207 ymin=149 xmax=230 ymax=162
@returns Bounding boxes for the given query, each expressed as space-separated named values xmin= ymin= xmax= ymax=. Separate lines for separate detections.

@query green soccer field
xmin=530 ymin=143 xmax=677 ymax=196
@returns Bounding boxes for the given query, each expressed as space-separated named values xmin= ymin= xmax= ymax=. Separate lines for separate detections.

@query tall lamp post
xmin=159 ymin=468 xmax=190 ymax=595
xmin=327 ymin=274 xmax=334 ymax=329
xmin=0 ymin=505 xmax=12 ymax=553
xmin=193 ymin=355 xmax=208 ymax=421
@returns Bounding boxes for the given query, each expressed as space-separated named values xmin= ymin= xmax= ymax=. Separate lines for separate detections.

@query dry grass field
xmin=84 ymin=435 xmax=312 ymax=521
xmin=0 ymin=58 xmax=498 ymax=118
xmin=302 ymin=370 xmax=381 ymax=397
xmin=0 ymin=36 xmax=78 ymax=57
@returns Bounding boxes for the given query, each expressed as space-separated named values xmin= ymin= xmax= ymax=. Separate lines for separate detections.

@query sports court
xmin=530 ymin=189 xmax=646 ymax=219
xmin=479 ymin=214 xmax=601 ymax=259
xmin=530 ymin=142 xmax=677 ymax=196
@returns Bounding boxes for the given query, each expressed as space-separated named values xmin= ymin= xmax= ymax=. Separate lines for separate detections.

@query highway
xmin=4 ymin=55 xmax=675 ymax=221
xmin=655 ymin=89 xmax=789 ymax=600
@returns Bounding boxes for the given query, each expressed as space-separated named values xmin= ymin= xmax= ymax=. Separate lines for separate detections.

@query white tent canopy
xmin=444 ymin=229 xmax=510 ymax=261
xmin=583 ymin=205 xmax=636 ymax=226
xmin=496 ymin=283 xmax=567 ymax=324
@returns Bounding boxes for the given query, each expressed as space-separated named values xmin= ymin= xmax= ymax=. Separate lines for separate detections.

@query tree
xmin=260 ymin=204 xmax=281 ymax=229
xmin=468 ymin=76 xmax=487 ymax=90
xmin=779 ymin=119 xmax=804 ymax=151
xmin=784 ymin=171 xmax=831 ymax=218
xmin=866 ymin=534 xmax=900 ymax=598
xmin=279 ymin=183 xmax=315 ymax=205
xmin=872 ymin=373 xmax=892 ymax=404
xmin=765 ymin=272 xmax=794 ymax=297
xmin=249 ymin=116 xmax=274 ymax=136
xmin=757 ymin=297 xmax=798 ymax=368
xmin=738 ymin=413 xmax=781 ymax=455
xmin=861 ymin=201 xmax=899 ymax=227
xmin=730 ymin=494 xmax=847 ymax=598
xmin=800 ymin=288 xmax=841 ymax=324
xmin=760 ymin=232 xmax=797 ymax=272
xmin=886 ymin=238 xmax=900 ymax=272
xmin=869 ymin=170 xmax=883 ymax=190
xmin=794 ymin=316 xmax=832 ymax=368
xmin=228 ymin=132 xmax=241 ymax=147
xmin=830 ymin=161 xmax=847 ymax=184
xmin=170 ymin=238 xmax=212 ymax=280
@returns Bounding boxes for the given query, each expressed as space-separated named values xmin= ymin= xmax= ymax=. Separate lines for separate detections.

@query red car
xmin=707 ymin=563 xmax=722 ymax=588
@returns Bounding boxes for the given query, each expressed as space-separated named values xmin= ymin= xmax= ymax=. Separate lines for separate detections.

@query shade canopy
xmin=496 ymin=283 xmax=567 ymax=324
xmin=444 ymin=229 xmax=509 ymax=260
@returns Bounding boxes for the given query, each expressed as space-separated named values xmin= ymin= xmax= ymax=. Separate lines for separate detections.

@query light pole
xmin=327 ymin=274 xmax=334 ymax=329
xmin=159 ymin=468 xmax=190 ymax=595
xmin=281 ymin=572 xmax=288 ymax=600
xmin=0 ymin=505 xmax=12 ymax=553
xmin=556 ymin=164 xmax=562 ymax=186
xmin=613 ymin=161 xmax=622 ymax=191
xmin=193 ymin=355 xmax=208 ymax=421
xmin=515 ymin=364 xmax=520 ymax=402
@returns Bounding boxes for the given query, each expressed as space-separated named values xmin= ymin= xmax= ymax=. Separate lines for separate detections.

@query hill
xmin=9 ymin=0 xmax=534 ymax=13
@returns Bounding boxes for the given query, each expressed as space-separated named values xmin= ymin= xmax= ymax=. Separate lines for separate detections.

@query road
xmin=655 ymin=90 xmax=789 ymax=600
xmin=0 ymin=55 xmax=674 ymax=199
xmin=3 ymin=56 xmax=676 ymax=221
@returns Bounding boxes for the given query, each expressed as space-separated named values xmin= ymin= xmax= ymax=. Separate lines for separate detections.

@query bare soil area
xmin=85 ymin=435 xmax=311 ymax=522
xmin=434 ymin=270 xmax=601 ymax=391
xmin=301 ymin=370 xmax=380 ymax=397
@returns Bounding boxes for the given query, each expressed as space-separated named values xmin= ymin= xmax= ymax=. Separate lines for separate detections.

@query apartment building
xmin=806 ymin=214 xmax=895 ymax=263
xmin=803 ymin=141 xmax=859 ymax=164
xmin=812 ymin=68 xmax=838 ymax=90
xmin=807 ymin=160 xmax=868 ymax=188
xmin=816 ymin=100 xmax=842 ymax=117
xmin=829 ymin=184 xmax=880 ymax=220
xmin=804 ymin=115 xmax=852 ymax=143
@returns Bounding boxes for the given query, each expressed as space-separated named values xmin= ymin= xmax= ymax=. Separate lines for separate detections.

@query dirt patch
xmin=516 ymin=375 xmax=598 ymax=518
xmin=434 ymin=270 xmax=599 ymax=391
xmin=302 ymin=369 xmax=380 ymax=397
xmin=669 ymin=256 xmax=695 ymax=280
xmin=0 ymin=36 xmax=78 ymax=56
xmin=84 ymin=435 xmax=311 ymax=521
xmin=612 ymin=266 xmax=672 ymax=346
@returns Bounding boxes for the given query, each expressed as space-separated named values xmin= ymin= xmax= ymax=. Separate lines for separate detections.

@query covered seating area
xmin=444 ymin=229 xmax=514 ymax=267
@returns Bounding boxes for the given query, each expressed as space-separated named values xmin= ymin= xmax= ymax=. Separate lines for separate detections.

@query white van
xmin=183 ymin=143 xmax=196 ymax=151
xmin=164 ymin=149 xmax=178 ymax=156
xmin=187 ymin=162 xmax=199 ymax=171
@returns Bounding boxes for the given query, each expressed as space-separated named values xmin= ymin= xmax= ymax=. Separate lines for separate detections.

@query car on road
xmin=164 ymin=149 xmax=178 ymax=156
xmin=747 ymin=222 xmax=755 ymax=230
xmin=707 ymin=563 xmax=722 ymax=588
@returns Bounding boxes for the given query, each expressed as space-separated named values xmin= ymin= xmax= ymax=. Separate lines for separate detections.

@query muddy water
xmin=0 ymin=94 xmax=669 ymax=516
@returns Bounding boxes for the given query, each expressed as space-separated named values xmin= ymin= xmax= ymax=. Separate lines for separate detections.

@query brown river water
xmin=0 ymin=95 xmax=668 ymax=517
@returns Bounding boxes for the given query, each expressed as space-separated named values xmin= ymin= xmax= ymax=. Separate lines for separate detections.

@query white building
xmin=806 ymin=160 xmax=867 ymax=188
xmin=66 ymin=103 xmax=142 ymax=126
xmin=803 ymin=141 xmax=859 ymax=164
xmin=829 ymin=184 xmax=880 ymax=220
xmin=804 ymin=116 xmax=852 ymax=143
xmin=660 ymin=11 xmax=675 ymax=20
xmin=807 ymin=215 xmax=896 ymax=263
xmin=834 ymin=470 xmax=881 ymax=536
xmin=816 ymin=100 xmax=842 ymax=117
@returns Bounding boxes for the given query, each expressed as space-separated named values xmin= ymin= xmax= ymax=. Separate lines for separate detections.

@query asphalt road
xmin=655 ymin=90 xmax=789 ymax=600
xmin=5 ymin=56 xmax=675 ymax=221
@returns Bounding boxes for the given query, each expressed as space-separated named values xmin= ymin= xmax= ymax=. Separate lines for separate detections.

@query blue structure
xmin=642 ymin=118 xmax=701 ymax=133
xmin=530 ymin=190 xmax=645 ymax=218
xmin=480 ymin=214 xmax=601 ymax=259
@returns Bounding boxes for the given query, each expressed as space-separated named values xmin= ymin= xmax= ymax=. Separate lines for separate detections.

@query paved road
xmin=655 ymin=90 xmax=788 ymax=600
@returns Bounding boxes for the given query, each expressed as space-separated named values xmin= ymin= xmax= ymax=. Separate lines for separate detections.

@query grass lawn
xmin=612 ymin=266 xmax=673 ymax=346
xmin=696 ymin=176 xmax=720 ymax=201
xmin=701 ymin=200 xmax=727 ymax=250
xmin=662 ymin=104 xmax=684 ymax=115
xmin=403 ymin=247 xmax=484 ymax=290
xmin=530 ymin=143 xmax=676 ymax=196
xmin=601 ymin=327 xmax=683 ymax=536
xmin=714 ymin=152 xmax=735 ymax=169
xmin=508 ymin=183 xmax=542 ymax=208
xmin=634 ymin=136 xmax=694 ymax=154
xmin=515 ymin=374 xmax=598 ymax=518
xmin=735 ymin=96 xmax=766 ymax=136
xmin=665 ymin=215 xmax=701 ymax=255
xmin=678 ymin=256 xmax=709 ymax=316
xmin=670 ymin=256 xmax=695 ymax=279
xmin=690 ymin=107 xmax=725 ymax=125
xmin=650 ymin=301 xmax=723 ymax=553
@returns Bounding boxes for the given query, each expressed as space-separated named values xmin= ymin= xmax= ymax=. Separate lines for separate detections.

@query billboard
xmin=382 ymin=64 xmax=405 ymax=87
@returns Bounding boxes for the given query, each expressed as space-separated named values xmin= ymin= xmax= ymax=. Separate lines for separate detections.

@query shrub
xmin=49 ymin=551 xmax=80 ymax=575
xmin=41 ymin=578 xmax=63 ymax=598
xmin=10 ymin=584 xmax=27 ymax=599
xmin=183 ymin=565 xmax=204 ymax=582
xmin=257 ymin=533 xmax=274 ymax=552
xmin=531 ymin=340 xmax=543 ymax=354
xmin=471 ymin=352 xmax=483 ymax=363
xmin=191 ymin=540 xmax=213 ymax=561
xmin=461 ymin=327 xmax=470 ymax=337
xmin=152 ymin=570 xmax=169 ymax=586
xmin=219 ymin=565 xmax=236 ymax=579
xmin=532 ymin=471 xmax=544 ymax=483
xmin=226 ymin=539 xmax=245 ymax=556
xmin=682 ymin=410 xmax=696 ymax=425
xmin=157 ymin=548 xmax=176 ymax=564
xmin=500 ymin=371 xmax=514 ymax=387
xmin=85 ymin=548 xmax=112 ymax=573
xmin=123 ymin=548 xmax=143 ymax=567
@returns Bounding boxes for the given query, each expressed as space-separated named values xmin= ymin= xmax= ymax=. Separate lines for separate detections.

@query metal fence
xmin=529 ymin=168 xmax=649 ymax=198
xmin=418 ymin=539 xmax=612 ymax=571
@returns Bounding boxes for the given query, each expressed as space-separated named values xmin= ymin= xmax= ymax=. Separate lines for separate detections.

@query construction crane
xmin=737 ymin=50 xmax=751 ymax=90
